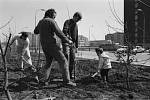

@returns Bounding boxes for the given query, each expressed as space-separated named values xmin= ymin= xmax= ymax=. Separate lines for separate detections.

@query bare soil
xmin=0 ymin=57 xmax=150 ymax=100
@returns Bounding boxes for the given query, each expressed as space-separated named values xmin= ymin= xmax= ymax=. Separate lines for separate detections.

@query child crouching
xmin=92 ymin=48 xmax=112 ymax=84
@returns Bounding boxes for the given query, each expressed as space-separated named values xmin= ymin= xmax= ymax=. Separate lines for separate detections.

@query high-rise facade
xmin=124 ymin=0 xmax=150 ymax=48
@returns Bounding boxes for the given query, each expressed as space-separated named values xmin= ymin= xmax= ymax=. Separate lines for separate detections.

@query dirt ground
xmin=0 ymin=58 xmax=150 ymax=100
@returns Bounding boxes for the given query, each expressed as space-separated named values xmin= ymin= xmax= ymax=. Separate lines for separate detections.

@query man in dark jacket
xmin=34 ymin=9 xmax=76 ymax=86
xmin=62 ymin=12 xmax=82 ymax=79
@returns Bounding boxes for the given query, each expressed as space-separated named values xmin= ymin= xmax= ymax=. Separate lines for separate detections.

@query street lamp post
xmin=34 ymin=9 xmax=45 ymax=53
xmin=89 ymin=25 xmax=93 ymax=41
xmin=137 ymin=9 xmax=145 ymax=48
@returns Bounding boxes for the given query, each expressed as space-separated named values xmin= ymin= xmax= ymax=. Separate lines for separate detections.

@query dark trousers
xmin=100 ymin=69 xmax=110 ymax=82
xmin=63 ymin=44 xmax=76 ymax=79
xmin=41 ymin=44 xmax=70 ymax=82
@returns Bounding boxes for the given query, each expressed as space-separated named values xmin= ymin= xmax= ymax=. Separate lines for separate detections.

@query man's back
xmin=35 ymin=17 xmax=70 ymax=47
xmin=37 ymin=18 xmax=57 ymax=45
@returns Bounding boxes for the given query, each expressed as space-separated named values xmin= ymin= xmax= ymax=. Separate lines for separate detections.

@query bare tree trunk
xmin=0 ymin=33 xmax=12 ymax=100
xmin=125 ymin=45 xmax=131 ymax=89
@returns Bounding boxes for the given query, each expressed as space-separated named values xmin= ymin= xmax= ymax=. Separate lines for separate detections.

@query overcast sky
xmin=0 ymin=0 xmax=124 ymax=41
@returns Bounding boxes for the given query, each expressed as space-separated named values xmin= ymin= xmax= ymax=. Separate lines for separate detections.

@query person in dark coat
xmin=34 ymin=9 xmax=76 ymax=86
xmin=62 ymin=12 xmax=82 ymax=79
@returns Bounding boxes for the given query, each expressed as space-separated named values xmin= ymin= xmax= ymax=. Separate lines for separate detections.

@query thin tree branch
xmin=108 ymin=0 xmax=124 ymax=26
xmin=0 ymin=33 xmax=12 ymax=100
xmin=105 ymin=20 xmax=124 ymax=32
xmin=0 ymin=17 xmax=13 ymax=30
xmin=112 ymin=0 xmax=124 ymax=24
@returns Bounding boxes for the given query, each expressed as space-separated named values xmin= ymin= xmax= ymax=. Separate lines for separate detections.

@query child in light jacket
xmin=92 ymin=48 xmax=112 ymax=83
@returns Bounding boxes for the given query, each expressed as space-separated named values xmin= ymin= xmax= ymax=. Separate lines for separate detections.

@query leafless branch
xmin=0 ymin=33 xmax=12 ymax=100
xmin=112 ymin=0 xmax=124 ymax=24
xmin=107 ymin=0 xmax=124 ymax=26
xmin=105 ymin=20 xmax=123 ymax=32
xmin=0 ymin=17 xmax=13 ymax=30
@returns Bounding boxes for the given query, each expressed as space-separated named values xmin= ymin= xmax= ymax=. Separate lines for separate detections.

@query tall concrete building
xmin=125 ymin=0 xmax=150 ymax=48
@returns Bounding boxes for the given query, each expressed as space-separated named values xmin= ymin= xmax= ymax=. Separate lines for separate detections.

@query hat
xmin=19 ymin=32 xmax=29 ymax=37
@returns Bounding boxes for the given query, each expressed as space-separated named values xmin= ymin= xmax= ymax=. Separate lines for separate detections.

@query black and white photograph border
xmin=1 ymin=0 xmax=150 ymax=100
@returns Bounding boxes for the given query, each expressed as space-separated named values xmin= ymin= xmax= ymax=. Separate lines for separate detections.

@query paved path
xmin=76 ymin=51 xmax=150 ymax=66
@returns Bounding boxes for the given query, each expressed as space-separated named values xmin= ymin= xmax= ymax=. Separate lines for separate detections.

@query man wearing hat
xmin=9 ymin=32 xmax=36 ymax=71
xmin=62 ymin=12 xmax=82 ymax=79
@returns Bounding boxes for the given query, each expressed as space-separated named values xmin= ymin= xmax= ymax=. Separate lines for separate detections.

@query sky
xmin=0 ymin=0 xmax=124 ymax=41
